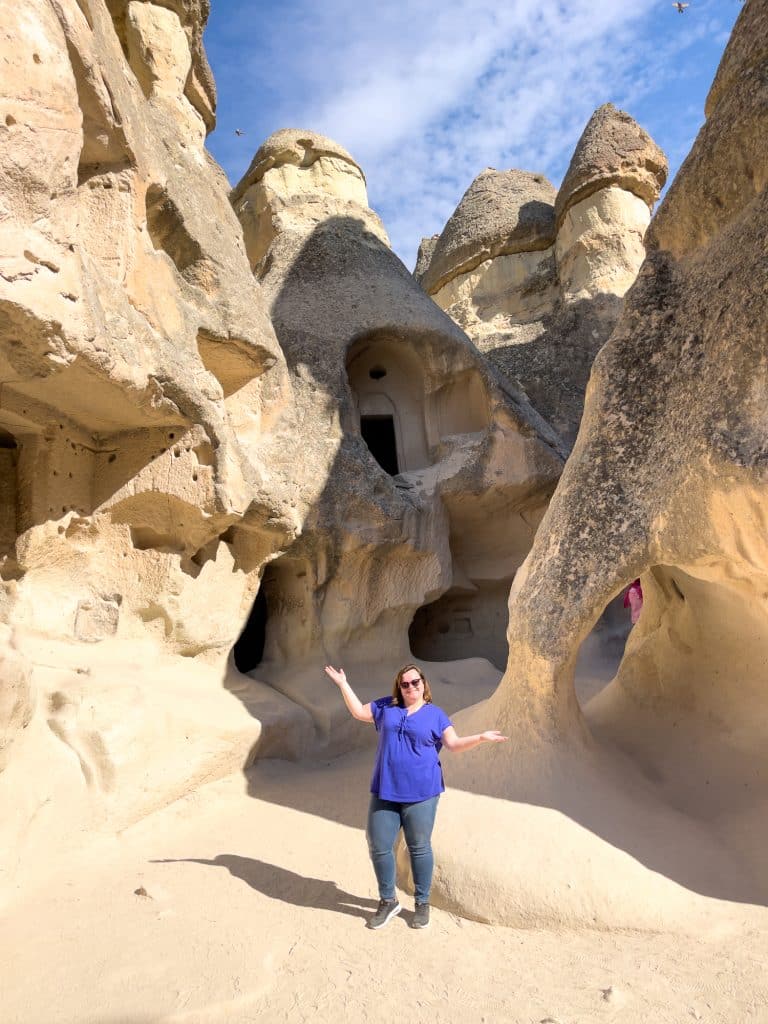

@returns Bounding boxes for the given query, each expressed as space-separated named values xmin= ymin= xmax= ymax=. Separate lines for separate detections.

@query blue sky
xmin=204 ymin=0 xmax=741 ymax=269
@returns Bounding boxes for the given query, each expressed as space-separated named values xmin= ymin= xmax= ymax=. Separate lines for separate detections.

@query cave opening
xmin=0 ymin=427 xmax=19 ymax=564
xmin=360 ymin=414 xmax=399 ymax=475
xmin=233 ymin=582 xmax=268 ymax=673
xmin=409 ymin=580 xmax=512 ymax=670
xmin=574 ymin=591 xmax=633 ymax=708
xmin=346 ymin=335 xmax=430 ymax=473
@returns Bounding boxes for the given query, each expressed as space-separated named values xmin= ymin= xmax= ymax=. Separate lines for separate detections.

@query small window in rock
xmin=361 ymin=415 xmax=399 ymax=475
xmin=369 ymin=366 xmax=387 ymax=380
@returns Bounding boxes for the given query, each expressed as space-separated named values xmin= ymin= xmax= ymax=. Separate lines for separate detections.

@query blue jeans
xmin=366 ymin=794 xmax=440 ymax=904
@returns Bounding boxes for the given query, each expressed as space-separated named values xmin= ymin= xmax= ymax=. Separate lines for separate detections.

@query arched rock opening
xmin=409 ymin=580 xmax=512 ymax=670
xmin=232 ymin=553 xmax=315 ymax=675
xmin=233 ymin=585 xmax=267 ymax=673
xmin=574 ymin=592 xmax=631 ymax=707
xmin=346 ymin=337 xmax=430 ymax=473
xmin=579 ymin=564 xmax=768 ymax=884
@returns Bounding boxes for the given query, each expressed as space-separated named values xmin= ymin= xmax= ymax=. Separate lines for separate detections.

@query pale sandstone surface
xmin=430 ymin=0 xmax=768 ymax=930
xmin=1 ymin=0 xmax=767 ymax=1012
xmin=231 ymin=128 xmax=564 ymax=733
xmin=1 ymin=762 xmax=767 ymax=1024
xmin=0 ymin=0 xmax=563 ymax=885
xmin=417 ymin=106 xmax=668 ymax=444
xmin=413 ymin=231 xmax=439 ymax=281
xmin=0 ymin=0 xmax=308 ymax=866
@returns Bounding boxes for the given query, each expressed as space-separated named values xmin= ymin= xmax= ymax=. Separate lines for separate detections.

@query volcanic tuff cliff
xmin=1 ymin=0 xmax=765 ymax=939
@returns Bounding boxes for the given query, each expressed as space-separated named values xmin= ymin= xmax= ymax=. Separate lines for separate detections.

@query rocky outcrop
xmin=428 ymin=1 xmax=768 ymax=930
xmin=419 ymin=170 xmax=557 ymax=295
xmin=231 ymin=129 xmax=564 ymax=732
xmin=0 ymin=0 xmax=307 ymax=861
xmin=554 ymin=103 xmax=667 ymax=226
xmin=0 ymin=0 xmax=300 ymax=656
xmin=416 ymin=104 xmax=667 ymax=444
xmin=0 ymin=0 xmax=564 ymax=863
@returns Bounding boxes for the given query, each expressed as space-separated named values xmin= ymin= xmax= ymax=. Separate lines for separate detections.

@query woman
xmin=323 ymin=662 xmax=507 ymax=930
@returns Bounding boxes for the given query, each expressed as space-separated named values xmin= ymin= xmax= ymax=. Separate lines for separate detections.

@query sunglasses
xmin=399 ymin=677 xmax=422 ymax=689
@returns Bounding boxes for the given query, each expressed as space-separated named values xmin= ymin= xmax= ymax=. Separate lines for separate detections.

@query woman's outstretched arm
xmin=324 ymin=665 xmax=374 ymax=723
xmin=441 ymin=726 xmax=508 ymax=753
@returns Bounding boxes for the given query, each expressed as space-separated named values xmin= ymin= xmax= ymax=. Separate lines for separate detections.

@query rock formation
xmin=416 ymin=104 xmax=667 ymax=445
xmin=0 ymin=0 xmax=307 ymax=858
xmin=429 ymin=0 xmax=768 ymax=930
xmin=1 ymin=0 xmax=764 ymax=948
xmin=231 ymin=130 xmax=563 ymax=729
xmin=0 ymin=1 xmax=563 ymax=870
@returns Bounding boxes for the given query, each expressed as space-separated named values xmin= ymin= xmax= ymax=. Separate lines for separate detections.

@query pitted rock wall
xmin=0 ymin=0 xmax=310 ymax=867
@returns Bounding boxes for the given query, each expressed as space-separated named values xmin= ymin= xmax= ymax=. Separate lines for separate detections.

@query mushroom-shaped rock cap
xmin=555 ymin=104 xmax=667 ymax=225
xmin=231 ymin=128 xmax=364 ymax=204
xmin=419 ymin=169 xmax=557 ymax=294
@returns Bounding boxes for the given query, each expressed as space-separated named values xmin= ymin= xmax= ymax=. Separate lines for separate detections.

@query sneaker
xmin=368 ymin=898 xmax=402 ymax=930
xmin=412 ymin=902 xmax=430 ymax=929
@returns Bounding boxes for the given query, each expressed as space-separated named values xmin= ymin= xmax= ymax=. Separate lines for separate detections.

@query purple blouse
xmin=369 ymin=697 xmax=453 ymax=802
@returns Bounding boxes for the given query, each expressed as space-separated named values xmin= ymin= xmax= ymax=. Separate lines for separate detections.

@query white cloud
xmin=206 ymin=0 xmax=740 ymax=269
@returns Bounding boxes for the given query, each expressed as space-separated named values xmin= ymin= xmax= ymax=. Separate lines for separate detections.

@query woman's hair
xmin=390 ymin=664 xmax=433 ymax=707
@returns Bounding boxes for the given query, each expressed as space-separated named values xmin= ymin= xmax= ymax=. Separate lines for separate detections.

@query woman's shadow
xmin=152 ymin=855 xmax=377 ymax=922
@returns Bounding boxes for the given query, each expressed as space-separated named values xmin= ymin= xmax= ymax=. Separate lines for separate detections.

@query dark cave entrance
xmin=233 ymin=582 xmax=268 ymax=673
xmin=360 ymin=414 xmax=399 ymax=475
xmin=0 ymin=428 xmax=19 ymax=562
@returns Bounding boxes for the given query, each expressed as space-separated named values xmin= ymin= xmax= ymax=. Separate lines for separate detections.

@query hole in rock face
xmin=346 ymin=335 xmax=430 ymax=472
xmin=0 ymin=427 xmax=20 ymax=560
xmin=233 ymin=555 xmax=314 ymax=675
xmin=234 ymin=587 xmax=267 ymax=673
xmin=360 ymin=415 xmax=399 ymax=475
xmin=409 ymin=580 xmax=513 ymax=671
xmin=577 ymin=565 xmax=768 ymax=881
xmin=574 ymin=593 xmax=632 ymax=708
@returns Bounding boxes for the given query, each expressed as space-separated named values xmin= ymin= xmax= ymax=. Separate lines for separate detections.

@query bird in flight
xmin=234 ymin=129 xmax=245 ymax=136
xmin=672 ymin=2 xmax=690 ymax=11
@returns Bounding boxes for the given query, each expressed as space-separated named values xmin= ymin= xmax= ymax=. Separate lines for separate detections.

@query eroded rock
xmin=431 ymin=0 xmax=768 ymax=931
xmin=231 ymin=129 xmax=564 ymax=736
xmin=417 ymin=105 xmax=668 ymax=444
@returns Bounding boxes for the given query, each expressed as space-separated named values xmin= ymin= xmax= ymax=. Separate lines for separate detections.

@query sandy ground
xmin=3 ymin=741 xmax=768 ymax=1024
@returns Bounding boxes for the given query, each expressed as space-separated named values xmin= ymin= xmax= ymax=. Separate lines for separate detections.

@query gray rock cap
xmin=554 ymin=103 xmax=667 ymax=226
xmin=419 ymin=169 xmax=557 ymax=294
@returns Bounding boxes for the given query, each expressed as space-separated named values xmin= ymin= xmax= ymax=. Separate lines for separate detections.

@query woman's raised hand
xmin=324 ymin=665 xmax=347 ymax=687
xmin=481 ymin=730 xmax=508 ymax=743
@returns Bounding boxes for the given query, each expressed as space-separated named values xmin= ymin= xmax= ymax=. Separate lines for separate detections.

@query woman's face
xmin=399 ymin=669 xmax=424 ymax=706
